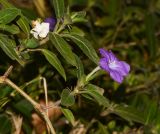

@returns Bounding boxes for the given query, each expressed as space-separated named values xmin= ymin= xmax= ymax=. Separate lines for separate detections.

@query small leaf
xmin=71 ymin=11 xmax=87 ymax=23
xmin=113 ymin=104 xmax=145 ymax=124
xmin=25 ymin=38 xmax=38 ymax=49
xmin=62 ymin=33 xmax=99 ymax=64
xmin=52 ymin=0 xmax=65 ymax=18
xmin=49 ymin=33 xmax=77 ymax=67
xmin=81 ymin=84 xmax=109 ymax=107
xmin=0 ymin=35 xmax=24 ymax=65
xmin=61 ymin=89 xmax=75 ymax=107
xmin=0 ymin=24 xmax=20 ymax=34
xmin=61 ymin=107 xmax=75 ymax=125
xmin=0 ymin=8 xmax=20 ymax=24
xmin=41 ymin=49 xmax=66 ymax=80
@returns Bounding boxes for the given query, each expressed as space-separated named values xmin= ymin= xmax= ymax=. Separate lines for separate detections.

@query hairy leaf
xmin=81 ymin=84 xmax=109 ymax=107
xmin=61 ymin=107 xmax=75 ymax=125
xmin=50 ymin=33 xmax=77 ymax=67
xmin=41 ymin=49 xmax=66 ymax=80
xmin=62 ymin=33 xmax=99 ymax=64
xmin=0 ymin=8 xmax=20 ymax=24
xmin=52 ymin=0 xmax=64 ymax=18
xmin=61 ymin=89 xmax=75 ymax=107
xmin=0 ymin=24 xmax=20 ymax=34
xmin=0 ymin=35 xmax=24 ymax=65
xmin=113 ymin=105 xmax=145 ymax=124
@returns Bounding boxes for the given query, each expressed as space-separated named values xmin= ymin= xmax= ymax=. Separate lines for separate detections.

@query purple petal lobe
xmin=99 ymin=49 xmax=110 ymax=59
xmin=108 ymin=51 xmax=118 ymax=62
xmin=44 ymin=17 xmax=56 ymax=31
xmin=120 ymin=61 xmax=130 ymax=75
xmin=109 ymin=70 xmax=123 ymax=83
xmin=99 ymin=58 xmax=110 ymax=72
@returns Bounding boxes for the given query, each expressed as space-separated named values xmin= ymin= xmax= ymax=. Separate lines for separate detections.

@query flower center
xmin=108 ymin=61 xmax=117 ymax=69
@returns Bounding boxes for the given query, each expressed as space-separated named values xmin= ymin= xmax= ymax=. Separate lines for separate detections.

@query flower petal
xmin=109 ymin=61 xmax=130 ymax=76
xmin=99 ymin=58 xmax=110 ymax=72
xmin=30 ymin=30 xmax=38 ymax=39
xmin=44 ymin=17 xmax=56 ymax=31
xmin=108 ymin=50 xmax=118 ymax=62
xmin=99 ymin=49 xmax=110 ymax=60
xmin=109 ymin=70 xmax=124 ymax=83
xmin=33 ymin=23 xmax=42 ymax=33
xmin=120 ymin=61 xmax=130 ymax=75
xmin=39 ymin=23 xmax=49 ymax=38
xmin=99 ymin=49 xmax=118 ymax=62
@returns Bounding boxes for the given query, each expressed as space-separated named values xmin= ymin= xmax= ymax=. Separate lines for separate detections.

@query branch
xmin=0 ymin=67 xmax=56 ymax=134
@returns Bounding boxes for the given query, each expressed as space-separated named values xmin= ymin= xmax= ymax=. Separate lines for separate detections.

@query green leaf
xmin=0 ymin=24 xmax=20 ymax=34
xmin=25 ymin=38 xmax=39 ymax=49
xmin=49 ymin=33 xmax=77 ymax=67
xmin=145 ymin=101 xmax=158 ymax=125
xmin=71 ymin=11 xmax=87 ymax=23
xmin=74 ymin=54 xmax=84 ymax=79
xmin=41 ymin=49 xmax=66 ymax=80
xmin=0 ymin=35 xmax=24 ymax=65
xmin=113 ymin=105 xmax=145 ymax=124
xmin=69 ymin=26 xmax=85 ymax=36
xmin=13 ymin=99 xmax=33 ymax=118
xmin=81 ymin=84 xmax=109 ymax=107
xmin=52 ymin=0 xmax=65 ymax=18
xmin=61 ymin=89 xmax=75 ymax=107
xmin=0 ymin=8 xmax=20 ymax=24
xmin=62 ymin=33 xmax=99 ymax=64
xmin=0 ymin=0 xmax=30 ymax=36
xmin=61 ymin=107 xmax=75 ymax=125
xmin=16 ymin=16 xmax=30 ymax=37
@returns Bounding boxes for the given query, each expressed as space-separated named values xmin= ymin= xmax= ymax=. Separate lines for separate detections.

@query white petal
xmin=30 ymin=30 xmax=39 ymax=39
xmin=30 ymin=22 xmax=49 ymax=39
xmin=39 ymin=23 xmax=49 ymax=38
xmin=34 ymin=23 xmax=42 ymax=33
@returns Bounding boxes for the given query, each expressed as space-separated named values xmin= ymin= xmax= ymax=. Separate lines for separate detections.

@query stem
xmin=86 ymin=66 xmax=101 ymax=82
xmin=5 ymin=78 xmax=39 ymax=107
xmin=53 ymin=19 xmax=60 ymax=32
xmin=56 ymin=23 xmax=66 ymax=34
xmin=42 ymin=77 xmax=49 ymax=117
xmin=0 ymin=77 xmax=56 ymax=134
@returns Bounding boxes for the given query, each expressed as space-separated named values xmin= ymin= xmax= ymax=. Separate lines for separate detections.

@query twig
xmin=3 ymin=65 xmax=13 ymax=78
xmin=0 ymin=68 xmax=56 ymax=134
xmin=41 ymin=77 xmax=50 ymax=133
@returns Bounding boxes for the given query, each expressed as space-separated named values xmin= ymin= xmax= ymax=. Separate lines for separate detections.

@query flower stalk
xmin=86 ymin=66 xmax=101 ymax=82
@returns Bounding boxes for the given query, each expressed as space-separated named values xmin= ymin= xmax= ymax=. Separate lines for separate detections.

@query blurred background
xmin=0 ymin=0 xmax=160 ymax=133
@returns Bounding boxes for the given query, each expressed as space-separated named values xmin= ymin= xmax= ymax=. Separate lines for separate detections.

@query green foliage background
xmin=0 ymin=0 xmax=160 ymax=133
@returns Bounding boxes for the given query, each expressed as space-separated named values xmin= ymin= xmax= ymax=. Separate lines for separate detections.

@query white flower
xmin=30 ymin=21 xmax=49 ymax=39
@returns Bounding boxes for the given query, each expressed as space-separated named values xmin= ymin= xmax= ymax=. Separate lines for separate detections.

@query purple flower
xmin=99 ymin=48 xmax=130 ymax=83
xmin=44 ymin=17 xmax=56 ymax=31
